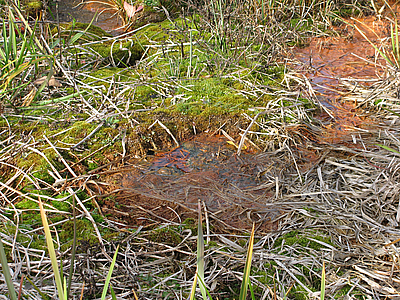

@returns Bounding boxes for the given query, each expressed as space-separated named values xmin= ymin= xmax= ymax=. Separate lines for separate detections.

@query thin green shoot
xmin=25 ymin=277 xmax=51 ymax=300
xmin=100 ymin=245 xmax=119 ymax=300
xmin=376 ymin=143 xmax=400 ymax=154
xmin=0 ymin=240 xmax=18 ymax=300
xmin=68 ymin=14 xmax=97 ymax=45
xmin=38 ymin=198 xmax=65 ymax=300
xmin=196 ymin=201 xmax=207 ymax=300
xmin=239 ymin=223 xmax=255 ymax=300
xmin=189 ymin=272 xmax=198 ymax=300
xmin=320 ymin=262 xmax=325 ymax=300
xmin=110 ymin=285 xmax=118 ymax=300
xmin=187 ymin=29 xmax=193 ymax=78
xmin=197 ymin=275 xmax=214 ymax=300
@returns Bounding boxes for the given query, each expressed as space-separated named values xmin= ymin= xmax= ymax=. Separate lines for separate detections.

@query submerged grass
xmin=1 ymin=0 xmax=400 ymax=299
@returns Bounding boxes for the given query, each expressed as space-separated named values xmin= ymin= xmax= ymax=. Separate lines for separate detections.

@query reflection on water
xmin=51 ymin=0 xmax=124 ymax=34
xmin=116 ymin=134 xmax=282 ymax=231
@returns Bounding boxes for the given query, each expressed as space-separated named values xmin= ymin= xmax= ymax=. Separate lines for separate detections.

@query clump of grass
xmin=0 ymin=7 xmax=52 ymax=107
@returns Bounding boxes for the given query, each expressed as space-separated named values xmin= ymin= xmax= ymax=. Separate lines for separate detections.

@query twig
xmin=71 ymin=122 xmax=104 ymax=150
xmin=148 ymin=119 xmax=179 ymax=148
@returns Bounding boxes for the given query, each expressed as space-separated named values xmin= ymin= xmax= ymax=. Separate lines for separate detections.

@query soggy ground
xmin=293 ymin=15 xmax=388 ymax=98
xmin=4 ymin=0 xmax=400 ymax=299
xmin=105 ymin=133 xmax=281 ymax=232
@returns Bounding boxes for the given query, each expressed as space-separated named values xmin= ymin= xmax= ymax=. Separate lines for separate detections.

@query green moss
xmin=59 ymin=219 xmax=98 ymax=252
xmin=30 ymin=234 xmax=47 ymax=251
xmin=0 ymin=222 xmax=33 ymax=252
xmin=290 ymin=18 xmax=314 ymax=31
xmin=287 ymin=285 xmax=309 ymax=300
xmin=254 ymin=261 xmax=278 ymax=284
xmin=51 ymin=197 xmax=71 ymax=212
xmin=206 ymin=240 xmax=218 ymax=249
xmin=89 ymin=40 xmax=144 ymax=67
xmin=26 ymin=0 xmax=43 ymax=10
xmin=273 ymin=230 xmax=334 ymax=251
xmin=15 ymin=199 xmax=38 ymax=210
xmin=87 ymin=160 xmax=98 ymax=170
xmin=148 ymin=226 xmax=182 ymax=246
xmin=173 ymin=77 xmax=251 ymax=116
xmin=70 ymin=22 xmax=112 ymax=38
xmin=180 ymin=217 xmax=197 ymax=235
xmin=53 ymin=22 xmax=112 ymax=42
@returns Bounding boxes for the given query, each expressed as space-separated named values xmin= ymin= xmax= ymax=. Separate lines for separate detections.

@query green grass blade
xmin=197 ymin=202 xmax=207 ymax=300
xmin=0 ymin=240 xmax=18 ymax=300
xmin=110 ymin=285 xmax=117 ymax=300
xmin=239 ymin=223 xmax=255 ymax=300
xmin=197 ymin=275 xmax=214 ymax=300
xmin=2 ymin=57 xmax=48 ymax=92
xmin=16 ymin=36 xmax=27 ymax=68
xmin=249 ymin=279 xmax=255 ymax=300
xmin=101 ymin=245 xmax=119 ymax=300
xmin=9 ymin=12 xmax=17 ymax=61
xmin=69 ymin=13 xmax=96 ymax=45
xmin=320 ymin=262 xmax=325 ymax=300
xmin=25 ymin=276 xmax=51 ymax=300
xmin=2 ymin=18 xmax=9 ymax=65
xmin=396 ymin=21 xmax=399 ymax=64
xmin=382 ymin=107 xmax=400 ymax=118
xmin=376 ymin=143 xmax=400 ymax=154
xmin=38 ymin=198 xmax=65 ymax=300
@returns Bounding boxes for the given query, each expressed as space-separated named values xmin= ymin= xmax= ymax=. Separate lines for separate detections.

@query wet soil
xmin=290 ymin=14 xmax=390 ymax=149
xmin=100 ymin=134 xmax=283 ymax=233
xmin=60 ymin=1 xmax=394 ymax=232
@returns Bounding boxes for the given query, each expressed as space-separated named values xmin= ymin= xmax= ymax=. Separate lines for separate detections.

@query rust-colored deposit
xmin=319 ymin=100 xmax=375 ymax=145
xmin=101 ymin=134 xmax=283 ymax=233
xmin=292 ymin=15 xmax=389 ymax=97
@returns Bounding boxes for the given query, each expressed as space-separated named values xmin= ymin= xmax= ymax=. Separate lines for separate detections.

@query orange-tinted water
xmin=112 ymin=133 xmax=282 ymax=231
xmin=55 ymin=0 xmax=124 ymax=34
xmin=290 ymin=12 xmax=397 ymax=145
xmin=292 ymin=15 xmax=389 ymax=98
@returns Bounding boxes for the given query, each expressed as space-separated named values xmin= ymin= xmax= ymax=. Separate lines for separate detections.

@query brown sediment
xmin=99 ymin=133 xmax=282 ymax=233
xmin=290 ymin=11 xmax=392 ymax=150
xmin=292 ymin=15 xmax=389 ymax=98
